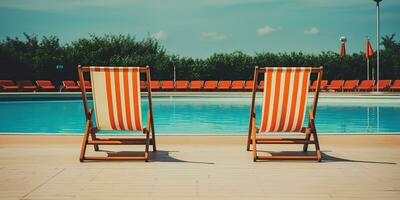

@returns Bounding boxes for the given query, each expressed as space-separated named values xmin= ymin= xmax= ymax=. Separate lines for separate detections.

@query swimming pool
xmin=0 ymin=94 xmax=399 ymax=134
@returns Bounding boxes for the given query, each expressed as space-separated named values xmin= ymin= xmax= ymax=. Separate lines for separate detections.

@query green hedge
xmin=1 ymin=33 xmax=399 ymax=82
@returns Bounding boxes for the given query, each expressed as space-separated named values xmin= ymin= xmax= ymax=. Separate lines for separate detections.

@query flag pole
xmin=374 ymin=0 xmax=382 ymax=92
xmin=372 ymin=64 xmax=375 ymax=82
xmin=366 ymin=36 xmax=370 ymax=80
xmin=172 ymin=60 xmax=176 ymax=90
xmin=367 ymin=57 xmax=370 ymax=80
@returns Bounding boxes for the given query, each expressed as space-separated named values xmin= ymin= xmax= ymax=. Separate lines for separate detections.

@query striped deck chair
xmin=78 ymin=66 xmax=156 ymax=162
xmin=247 ymin=66 xmax=323 ymax=162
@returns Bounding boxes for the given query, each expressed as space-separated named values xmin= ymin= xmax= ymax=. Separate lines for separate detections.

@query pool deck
xmin=1 ymin=135 xmax=400 ymax=199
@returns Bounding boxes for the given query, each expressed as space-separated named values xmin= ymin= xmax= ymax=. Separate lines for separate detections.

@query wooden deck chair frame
xmin=78 ymin=65 xmax=156 ymax=162
xmin=246 ymin=66 xmax=323 ymax=162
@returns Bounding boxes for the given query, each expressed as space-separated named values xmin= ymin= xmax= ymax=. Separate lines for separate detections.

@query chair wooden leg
xmin=252 ymin=130 xmax=257 ymax=162
xmin=303 ymin=134 xmax=311 ymax=152
xmin=151 ymin=129 xmax=157 ymax=152
xmin=90 ymin=128 xmax=99 ymax=151
xmin=312 ymin=131 xmax=322 ymax=162
xmin=145 ymin=130 xmax=150 ymax=162
xmin=79 ymin=121 xmax=91 ymax=162
xmin=246 ymin=130 xmax=251 ymax=151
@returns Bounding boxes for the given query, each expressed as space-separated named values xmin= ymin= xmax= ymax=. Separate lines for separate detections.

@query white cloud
xmin=257 ymin=26 xmax=281 ymax=36
xmin=304 ymin=27 xmax=320 ymax=35
xmin=151 ymin=31 xmax=167 ymax=40
xmin=200 ymin=32 xmax=226 ymax=41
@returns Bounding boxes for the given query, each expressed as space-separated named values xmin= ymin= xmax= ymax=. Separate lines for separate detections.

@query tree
xmin=380 ymin=34 xmax=400 ymax=79
xmin=1 ymin=33 xmax=399 ymax=82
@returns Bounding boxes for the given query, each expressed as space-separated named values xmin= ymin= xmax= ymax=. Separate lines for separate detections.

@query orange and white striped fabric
xmin=89 ymin=67 xmax=143 ymax=131
xmin=259 ymin=67 xmax=311 ymax=133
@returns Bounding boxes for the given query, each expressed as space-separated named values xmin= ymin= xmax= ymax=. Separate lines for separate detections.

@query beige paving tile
xmin=0 ymin=135 xmax=399 ymax=200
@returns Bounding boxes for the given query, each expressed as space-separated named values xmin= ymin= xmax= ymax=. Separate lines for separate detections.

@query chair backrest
xmin=36 ymin=80 xmax=53 ymax=86
xmin=150 ymin=81 xmax=160 ymax=89
xmin=232 ymin=80 xmax=245 ymax=88
xmin=259 ymin=67 xmax=314 ymax=132
xmin=204 ymin=81 xmax=217 ymax=88
xmin=344 ymin=80 xmax=359 ymax=87
xmin=17 ymin=80 xmax=34 ymax=86
xmin=311 ymin=79 xmax=327 ymax=86
xmin=392 ymin=80 xmax=400 ymax=86
xmin=310 ymin=80 xmax=318 ymax=87
xmin=258 ymin=80 xmax=264 ymax=89
xmin=0 ymin=80 xmax=16 ymax=86
xmin=176 ymin=80 xmax=189 ymax=88
xmin=245 ymin=81 xmax=254 ymax=89
xmin=0 ymin=80 xmax=11 ymax=83
xmin=77 ymin=80 xmax=91 ymax=87
xmin=359 ymin=80 xmax=374 ymax=87
xmin=140 ymin=81 xmax=146 ymax=89
xmin=218 ymin=80 xmax=231 ymax=88
xmin=161 ymin=80 xmax=174 ymax=88
xmin=377 ymin=80 xmax=391 ymax=87
xmin=319 ymin=80 xmax=328 ymax=88
xmin=63 ymin=80 xmax=77 ymax=87
xmin=85 ymin=67 xmax=143 ymax=131
xmin=190 ymin=80 xmax=203 ymax=89
xmin=329 ymin=80 xmax=344 ymax=86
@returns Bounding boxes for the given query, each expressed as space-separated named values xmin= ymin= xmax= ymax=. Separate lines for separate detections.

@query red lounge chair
xmin=231 ymin=80 xmax=245 ymax=90
xmin=327 ymin=80 xmax=344 ymax=91
xmin=310 ymin=80 xmax=327 ymax=91
xmin=204 ymin=81 xmax=218 ymax=90
xmin=342 ymin=80 xmax=359 ymax=91
xmin=258 ymin=80 xmax=264 ymax=90
xmin=16 ymin=80 xmax=38 ymax=92
xmin=150 ymin=81 xmax=161 ymax=90
xmin=176 ymin=80 xmax=189 ymax=90
xmin=36 ymin=80 xmax=56 ymax=91
xmin=190 ymin=80 xmax=203 ymax=90
xmin=358 ymin=80 xmax=374 ymax=91
xmin=77 ymin=80 xmax=92 ymax=91
xmin=372 ymin=80 xmax=391 ymax=91
xmin=245 ymin=81 xmax=254 ymax=90
xmin=62 ymin=80 xmax=81 ymax=91
xmin=140 ymin=81 xmax=146 ymax=90
xmin=218 ymin=80 xmax=231 ymax=90
xmin=0 ymin=80 xmax=19 ymax=91
xmin=161 ymin=80 xmax=174 ymax=90
xmin=390 ymin=80 xmax=400 ymax=91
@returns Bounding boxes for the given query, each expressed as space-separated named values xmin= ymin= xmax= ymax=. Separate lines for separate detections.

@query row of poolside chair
xmin=149 ymin=79 xmax=400 ymax=91
xmin=0 ymin=80 xmax=92 ymax=92
xmin=148 ymin=80 xmax=260 ymax=91
xmin=1 ymin=79 xmax=400 ymax=92
xmin=310 ymin=79 xmax=400 ymax=92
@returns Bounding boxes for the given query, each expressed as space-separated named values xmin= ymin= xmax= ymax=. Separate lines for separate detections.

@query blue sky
xmin=0 ymin=0 xmax=399 ymax=58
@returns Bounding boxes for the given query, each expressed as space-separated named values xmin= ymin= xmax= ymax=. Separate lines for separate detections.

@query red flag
xmin=366 ymin=38 xmax=374 ymax=59
xmin=340 ymin=41 xmax=346 ymax=57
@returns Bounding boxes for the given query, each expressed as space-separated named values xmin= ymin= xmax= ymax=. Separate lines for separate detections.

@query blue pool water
xmin=0 ymin=95 xmax=399 ymax=134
